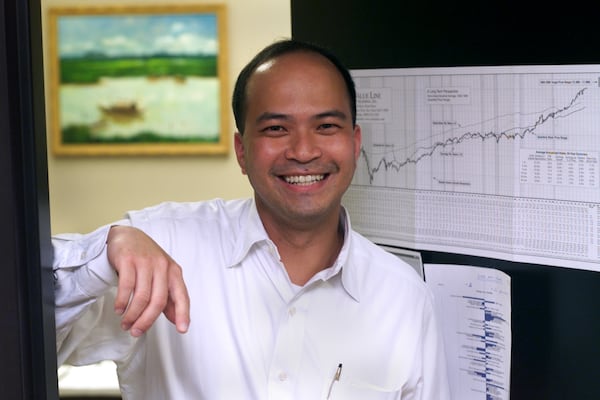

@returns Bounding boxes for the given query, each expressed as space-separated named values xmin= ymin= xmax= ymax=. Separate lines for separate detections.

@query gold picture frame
xmin=48 ymin=5 xmax=228 ymax=156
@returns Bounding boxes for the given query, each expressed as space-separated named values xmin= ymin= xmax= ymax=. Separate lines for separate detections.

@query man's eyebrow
xmin=254 ymin=109 xmax=349 ymax=124
xmin=314 ymin=109 xmax=349 ymax=120
xmin=255 ymin=112 xmax=291 ymax=124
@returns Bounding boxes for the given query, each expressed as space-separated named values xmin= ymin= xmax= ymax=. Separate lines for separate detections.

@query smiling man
xmin=234 ymin=48 xmax=361 ymax=286
xmin=53 ymin=40 xmax=450 ymax=399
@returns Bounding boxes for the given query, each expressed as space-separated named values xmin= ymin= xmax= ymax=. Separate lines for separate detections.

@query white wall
xmin=42 ymin=0 xmax=291 ymax=234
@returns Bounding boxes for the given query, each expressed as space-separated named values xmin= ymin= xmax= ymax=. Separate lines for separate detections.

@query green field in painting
xmin=60 ymin=55 xmax=217 ymax=84
xmin=62 ymin=124 xmax=218 ymax=144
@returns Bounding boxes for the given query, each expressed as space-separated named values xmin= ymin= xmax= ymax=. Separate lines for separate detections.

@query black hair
xmin=231 ymin=39 xmax=356 ymax=134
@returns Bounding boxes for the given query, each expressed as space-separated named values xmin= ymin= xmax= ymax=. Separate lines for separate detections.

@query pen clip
xmin=327 ymin=363 xmax=343 ymax=399
xmin=334 ymin=363 xmax=342 ymax=381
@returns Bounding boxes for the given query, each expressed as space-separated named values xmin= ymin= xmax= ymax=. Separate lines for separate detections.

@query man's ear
xmin=234 ymin=132 xmax=247 ymax=175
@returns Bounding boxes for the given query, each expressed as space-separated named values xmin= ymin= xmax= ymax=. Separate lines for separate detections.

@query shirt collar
xmin=229 ymin=198 xmax=270 ymax=268
xmin=334 ymin=208 xmax=361 ymax=302
xmin=228 ymin=200 xmax=361 ymax=302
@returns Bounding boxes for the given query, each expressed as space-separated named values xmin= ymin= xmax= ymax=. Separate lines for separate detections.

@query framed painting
xmin=47 ymin=5 xmax=228 ymax=156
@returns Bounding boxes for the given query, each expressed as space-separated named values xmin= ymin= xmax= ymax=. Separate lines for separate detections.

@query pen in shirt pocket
xmin=326 ymin=363 xmax=343 ymax=399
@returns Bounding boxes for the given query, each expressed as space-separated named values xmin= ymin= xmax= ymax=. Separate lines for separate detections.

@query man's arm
xmin=107 ymin=225 xmax=190 ymax=337
xmin=54 ymin=224 xmax=190 ymax=355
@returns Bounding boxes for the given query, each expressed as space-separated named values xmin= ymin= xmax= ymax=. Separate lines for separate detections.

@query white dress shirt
xmin=54 ymin=198 xmax=450 ymax=400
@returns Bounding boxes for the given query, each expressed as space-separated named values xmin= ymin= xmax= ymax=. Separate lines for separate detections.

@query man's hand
xmin=107 ymin=225 xmax=190 ymax=337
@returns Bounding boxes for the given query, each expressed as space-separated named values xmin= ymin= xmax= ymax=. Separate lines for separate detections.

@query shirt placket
xmin=259 ymin=240 xmax=316 ymax=399
xmin=266 ymin=292 xmax=310 ymax=399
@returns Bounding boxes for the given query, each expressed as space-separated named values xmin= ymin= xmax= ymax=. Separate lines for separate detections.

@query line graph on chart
xmin=345 ymin=66 xmax=600 ymax=271
xmin=351 ymin=68 xmax=600 ymax=203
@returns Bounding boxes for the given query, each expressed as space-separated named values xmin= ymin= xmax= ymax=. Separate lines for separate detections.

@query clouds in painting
xmin=58 ymin=13 xmax=218 ymax=58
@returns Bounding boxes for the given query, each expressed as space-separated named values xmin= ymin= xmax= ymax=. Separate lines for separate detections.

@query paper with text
xmin=425 ymin=264 xmax=511 ymax=400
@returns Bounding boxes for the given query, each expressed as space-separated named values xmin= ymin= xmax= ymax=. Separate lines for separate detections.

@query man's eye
xmin=318 ymin=123 xmax=340 ymax=133
xmin=261 ymin=125 xmax=287 ymax=136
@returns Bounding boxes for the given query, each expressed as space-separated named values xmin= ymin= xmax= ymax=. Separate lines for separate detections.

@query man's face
xmin=234 ymin=51 xmax=361 ymax=229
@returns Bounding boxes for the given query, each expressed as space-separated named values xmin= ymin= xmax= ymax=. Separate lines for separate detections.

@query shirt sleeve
xmin=53 ymin=220 xmax=135 ymax=366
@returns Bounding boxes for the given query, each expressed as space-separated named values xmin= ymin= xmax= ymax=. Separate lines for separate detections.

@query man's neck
xmin=260 ymin=210 xmax=345 ymax=286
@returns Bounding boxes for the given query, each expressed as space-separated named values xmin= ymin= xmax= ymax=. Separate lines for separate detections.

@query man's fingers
xmin=106 ymin=226 xmax=190 ymax=337
xmin=121 ymin=265 xmax=168 ymax=337
xmin=114 ymin=266 xmax=136 ymax=315
xmin=166 ymin=264 xmax=191 ymax=333
xmin=174 ymin=292 xmax=191 ymax=334
xmin=120 ymin=271 xmax=153 ymax=332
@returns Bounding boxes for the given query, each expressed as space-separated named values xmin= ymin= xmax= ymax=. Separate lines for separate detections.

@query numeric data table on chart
xmin=344 ymin=65 xmax=600 ymax=272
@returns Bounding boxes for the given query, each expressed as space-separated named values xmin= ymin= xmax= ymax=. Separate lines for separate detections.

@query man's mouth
xmin=283 ymin=174 xmax=325 ymax=185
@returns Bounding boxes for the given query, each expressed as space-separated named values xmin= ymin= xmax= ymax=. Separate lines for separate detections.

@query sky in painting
xmin=58 ymin=13 xmax=218 ymax=58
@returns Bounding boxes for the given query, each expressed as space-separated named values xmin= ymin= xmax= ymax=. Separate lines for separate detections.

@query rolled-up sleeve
xmin=53 ymin=220 xmax=131 ymax=365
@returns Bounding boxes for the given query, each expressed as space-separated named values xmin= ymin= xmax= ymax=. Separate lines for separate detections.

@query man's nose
xmin=284 ymin=130 xmax=322 ymax=162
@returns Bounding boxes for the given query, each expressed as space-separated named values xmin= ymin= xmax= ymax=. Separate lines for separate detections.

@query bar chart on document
xmin=344 ymin=65 xmax=600 ymax=271
xmin=424 ymin=264 xmax=511 ymax=400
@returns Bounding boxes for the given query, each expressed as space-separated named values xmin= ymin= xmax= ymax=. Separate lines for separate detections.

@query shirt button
xmin=288 ymin=307 xmax=296 ymax=317
xmin=278 ymin=372 xmax=288 ymax=381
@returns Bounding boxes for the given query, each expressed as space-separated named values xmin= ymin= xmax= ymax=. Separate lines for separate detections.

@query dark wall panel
xmin=291 ymin=1 xmax=600 ymax=399
xmin=0 ymin=0 xmax=58 ymax=398
xmin=292 ymin=1 xmax=600 ymax=68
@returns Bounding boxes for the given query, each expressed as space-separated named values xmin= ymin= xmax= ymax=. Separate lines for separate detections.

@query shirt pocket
xmin=327 ymin=380 xmax=400 ymax=400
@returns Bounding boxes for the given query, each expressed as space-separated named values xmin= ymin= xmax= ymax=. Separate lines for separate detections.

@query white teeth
xmin=284 ymin=174 xmax=324 ymax=185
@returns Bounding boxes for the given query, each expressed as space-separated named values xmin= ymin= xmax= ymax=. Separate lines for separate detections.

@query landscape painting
xmin=48 ymin=5 xmax=228 ymax=155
